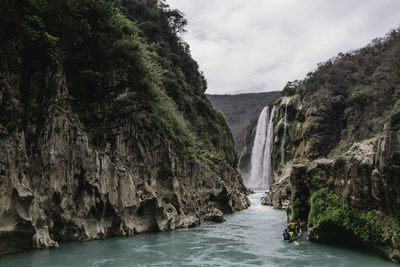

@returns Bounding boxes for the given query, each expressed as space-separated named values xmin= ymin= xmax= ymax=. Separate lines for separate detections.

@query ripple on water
xmin=0 ymin=193 xmax=398 ymax=266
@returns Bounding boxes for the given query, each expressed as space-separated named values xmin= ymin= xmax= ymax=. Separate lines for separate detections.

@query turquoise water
xmin=0 ymin=192 xmax=396 ymax=267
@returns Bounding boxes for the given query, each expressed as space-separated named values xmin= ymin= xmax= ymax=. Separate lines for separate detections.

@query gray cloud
xmin=167 ymin=0 xmax=400 ymax=94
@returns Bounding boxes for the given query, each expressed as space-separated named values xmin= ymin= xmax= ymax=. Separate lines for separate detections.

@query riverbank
xmin=0 ymin=193 xmax=396 ymax=266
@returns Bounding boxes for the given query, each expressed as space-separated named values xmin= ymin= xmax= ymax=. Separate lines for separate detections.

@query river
xmin=0 ymin=192 xmax=396 ymax=267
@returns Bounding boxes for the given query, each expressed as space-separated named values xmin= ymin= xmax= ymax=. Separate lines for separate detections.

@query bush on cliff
xmin=0 ymin=0 xmax=237 ymax=167
xmin=279 ymin=29 xmax=400 ymax=159
xmin=308 ymin=189 xmax=399 ymax=245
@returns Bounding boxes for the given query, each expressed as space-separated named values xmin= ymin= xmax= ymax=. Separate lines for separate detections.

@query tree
xmin=165 ymin=8 xmax=187 ymax=34
xmin=281 ymin=80 xmax=301 ymax=96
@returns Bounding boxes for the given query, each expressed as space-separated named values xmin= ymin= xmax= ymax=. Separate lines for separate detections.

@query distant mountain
xmin=207 ymin=92 xmax=281 ymax=152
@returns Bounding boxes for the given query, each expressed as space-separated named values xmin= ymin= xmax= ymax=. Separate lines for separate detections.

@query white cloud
xmin=167 ymin=0 xmax=400 ymax=94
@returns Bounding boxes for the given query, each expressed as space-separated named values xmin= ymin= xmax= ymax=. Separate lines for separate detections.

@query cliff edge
xmin=263 ymin=29 xmax=400 ymax=263
xmin=0 ymin=0 xmax=249 ymax=255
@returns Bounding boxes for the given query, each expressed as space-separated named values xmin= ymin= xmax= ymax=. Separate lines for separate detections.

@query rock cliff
xmin=0 ymin=0 xmax=249 ymax=255
xmin=262 ymin=29 xmax=400 ymax=263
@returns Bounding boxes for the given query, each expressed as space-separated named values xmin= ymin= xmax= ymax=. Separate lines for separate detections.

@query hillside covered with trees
xmin=0 ymin=0 xmax=249 ymax=254
xmin=280 ymin=31 xmax=400 ymax=158
xmin=207 ymin=92 xmax=280 ymax=152
xmin=265 ymin=28 xmax=400 ymax=263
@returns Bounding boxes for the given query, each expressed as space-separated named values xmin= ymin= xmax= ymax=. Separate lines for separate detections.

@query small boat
xmin=288 ymin=229 xmax=302 ymax=243
xmin=283 ymin=229 xmax=302 ymax=243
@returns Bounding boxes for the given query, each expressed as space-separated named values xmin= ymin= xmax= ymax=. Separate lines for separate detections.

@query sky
xmin=167 ymin=0 xmax=400 ymax=94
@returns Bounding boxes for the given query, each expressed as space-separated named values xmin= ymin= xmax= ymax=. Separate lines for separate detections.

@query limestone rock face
xmin=263 ymin=31 xmax=400 ymax=263
xmin=267 ymin=116 xmax=400 ymax=263
xmin=265 ymin=97 xmax=400 ymax=262
xmin=261 ymin=163 xmax=292 ymax=209
xmin=204 ymin=208 xmax=225 ymax=223
xmin=0 ymin=68 xmax=249 ymax=255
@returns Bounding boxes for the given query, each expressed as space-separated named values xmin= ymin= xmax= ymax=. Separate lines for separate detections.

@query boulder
xmin=204 ymin=208 xmax=225 ymax=223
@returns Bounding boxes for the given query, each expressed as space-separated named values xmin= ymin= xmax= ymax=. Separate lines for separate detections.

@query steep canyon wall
xmin=0 ymin=0 xmax=249 ymax=255
xmin=263 ymin=30 xmax=400 ymax=263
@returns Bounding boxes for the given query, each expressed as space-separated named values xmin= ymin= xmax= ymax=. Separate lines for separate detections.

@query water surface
xmin=0 ymin=192 xmax=396 ymax=266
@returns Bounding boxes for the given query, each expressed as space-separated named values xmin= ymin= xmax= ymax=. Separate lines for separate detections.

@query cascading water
xmin=261 ymin=106 xmax=275 ymax=189
xmin=247 ymin=107 xmax=269 ymax=189
xmin=281 ymin=99 xmax=289 ymax=165
xmin=246 ymin=106 xmax=275 ymax=190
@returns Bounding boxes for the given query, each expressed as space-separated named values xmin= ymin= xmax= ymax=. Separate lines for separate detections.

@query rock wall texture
xmin=0 ymin=0 xmax=251 ymax=255
xmin=264 ymin=95 xmax=400 ymax=262
xmin=262 ymin=30 xmax=400 ymax=263
xmin=0 ymin=66 xmax=249 ymax=255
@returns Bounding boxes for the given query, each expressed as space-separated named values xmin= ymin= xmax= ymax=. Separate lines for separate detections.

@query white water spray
xmin=246 ymin=106 xmax=275 ymax=190
xmin=262 ymin=106 xmax=275 ymax=189
xmin=281 ymin=100 xmax=289 ymax=165
xmin=247 ymin=107 xmax=269 ymax=189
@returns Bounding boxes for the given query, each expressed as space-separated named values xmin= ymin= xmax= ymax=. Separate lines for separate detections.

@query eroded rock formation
xmin=259 ymin=29 xmax=400 ymax=262
xmin=0 ymin=66 xmax=249 ymax=255
xmin=204 ymin=208 xmax=226 ymax=223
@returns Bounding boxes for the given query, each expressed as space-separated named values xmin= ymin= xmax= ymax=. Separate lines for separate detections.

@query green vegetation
xmin=119 ymin=0 xmax=238 ymax=166
xmin=238 ymin=117 xmax=258 ymax=173
xmin=0 ymin=0 xmax=237 ymax=167
xmin=288 ymin=168 xmax=400 ymax=249
xmin=290 ymin=197 xmax=303 ymax=221
xmin=308 ymin=189 xmax=399 ymax=245
xmin=279 ymin=29 xmax=400 ymax=161
xmin=281 ymin=80 xmax=301 ymax=97
xmin=150 ymin=87 xmax=195 ymax=152
xmin=272 ymin=26 xmax=400 ymax=262
xmin=290 ymin=172 xmax=334 ymax=223
xmin=305 ymin=173 xmax=334 ymax=194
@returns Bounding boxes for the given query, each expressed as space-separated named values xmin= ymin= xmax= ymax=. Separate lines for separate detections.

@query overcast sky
xmin=167 ymin=0 xmax=400 ymax=94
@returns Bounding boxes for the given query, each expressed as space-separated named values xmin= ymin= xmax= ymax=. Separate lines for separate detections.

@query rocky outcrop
xmin=0 ymin=65 xmax=249 ymax=255
xmin=261 ymin=29 xmax=400 ymax=263
xmin=0 ymin=0 xmax=253 ymax=255
xmin=261 ymin=163 xmax=291 ymax=209
xmin=204 ymin=208 xmax=226 ymax=223
xmin=266 ymin=112 xmax=400 ymax=263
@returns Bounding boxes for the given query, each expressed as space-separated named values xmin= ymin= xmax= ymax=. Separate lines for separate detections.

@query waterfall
xmin=262 ymin=106 xmax=275 ymax=189
xmin=247 ymin=107 xmax=269 ymax=189
xmin=281 ymin=100 xmax=288 ymax=165
xmin=246 ymin=106 xmax=275 ymax=190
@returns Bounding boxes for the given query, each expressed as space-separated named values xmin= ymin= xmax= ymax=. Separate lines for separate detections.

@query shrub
xmin=308 ymin=189 xmax=396 ymax=245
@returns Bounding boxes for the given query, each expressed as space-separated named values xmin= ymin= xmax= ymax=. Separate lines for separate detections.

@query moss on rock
xmin=308 ymin=189 xmax=397 ymax=245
